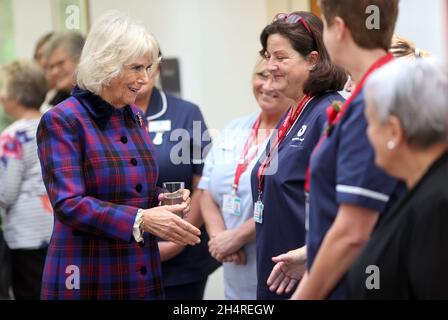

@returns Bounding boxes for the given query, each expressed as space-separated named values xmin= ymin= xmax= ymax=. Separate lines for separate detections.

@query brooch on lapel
xmin=136 ymin=113 xmax=144 ymax=127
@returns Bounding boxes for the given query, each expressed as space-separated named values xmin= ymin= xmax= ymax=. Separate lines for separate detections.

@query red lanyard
xmin=304 ymin=53 xmax=394 ymax=193
xmin=232 ymin=117 xmax=261 ymax=192
xmin=257 ymin=95 xmax=313 ymax=193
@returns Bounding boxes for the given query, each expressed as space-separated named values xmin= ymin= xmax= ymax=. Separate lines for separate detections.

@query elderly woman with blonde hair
xmin=348 ymin=58 xmax=448 ymax=299
xmin=36 ymin=11 xmax=201 ymax=300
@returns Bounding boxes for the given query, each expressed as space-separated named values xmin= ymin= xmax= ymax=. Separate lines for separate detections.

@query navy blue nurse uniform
xmin=145 ymin=88 xmax=220 ymax=299
xmin=307 ymin=91 xmax=405 ymax=300
xmin=250 ymin=92 xmax=345 ymax=300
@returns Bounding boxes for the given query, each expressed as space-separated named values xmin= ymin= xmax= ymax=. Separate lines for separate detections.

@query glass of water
xmin=162 ymin=182 xmax=185 ymax=206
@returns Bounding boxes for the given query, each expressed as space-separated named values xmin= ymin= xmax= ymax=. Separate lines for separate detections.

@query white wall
xmin=12 ymin=0 xmax=53 ymax=59
xmin=10 ymin=0 xmax=267 ymax=132
xmin=89 ymin=0 xmax=267 ymax=133
xmin=395 ymin=0 xmax=447 ymax=62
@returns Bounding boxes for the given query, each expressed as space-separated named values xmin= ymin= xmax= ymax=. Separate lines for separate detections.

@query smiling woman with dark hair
xmin=251 ymin=11 xmax=346 ymax=300
xmin=282 ymin=0 xmax=403 ymax=300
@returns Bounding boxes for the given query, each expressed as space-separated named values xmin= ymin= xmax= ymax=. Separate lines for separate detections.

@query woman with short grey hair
xmin=36 ymin=11 xmax=201 ymax=300
xmin=348 ymin=58 xmax=448 ymax=299
xmin=0 ymin=59 xmax=52 ymax=299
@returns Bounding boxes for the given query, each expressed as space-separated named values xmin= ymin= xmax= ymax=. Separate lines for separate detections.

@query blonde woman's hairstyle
xmin=76 ymin=11 xmax=160 ymax=95
xmin=253 ymin=56 xmax=269 ymax=77
xmin=390 ymin=35 xmax=431 ymax=60
xmin=0 ymin=59 xmax=48 ymax=109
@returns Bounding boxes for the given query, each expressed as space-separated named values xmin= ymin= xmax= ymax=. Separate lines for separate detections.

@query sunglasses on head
xmin=273 ymin=13 xmax=316 ymax=47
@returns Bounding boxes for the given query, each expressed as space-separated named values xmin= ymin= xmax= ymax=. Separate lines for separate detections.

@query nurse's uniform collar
xmin=146 ymin=88 xmax=167 ymax=121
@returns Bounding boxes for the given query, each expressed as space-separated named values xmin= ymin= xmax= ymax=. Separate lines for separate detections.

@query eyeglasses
xmin=273 ymin=13 xmax=316 ymax=47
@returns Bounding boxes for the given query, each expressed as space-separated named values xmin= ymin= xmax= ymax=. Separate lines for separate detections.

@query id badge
xmin=218 ymin=139 xmax=235 ymax=151
xmin=253 ymin=200 xmax=264 ymax=224
xmin=148 ymin=120 xmax=171 ymax=133
xmin=222 ymin=194 xmax=241 ymax=216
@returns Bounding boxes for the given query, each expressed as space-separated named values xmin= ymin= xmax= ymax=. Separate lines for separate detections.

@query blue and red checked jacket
xmin=36 ymin=87 xmax=163 ymax=300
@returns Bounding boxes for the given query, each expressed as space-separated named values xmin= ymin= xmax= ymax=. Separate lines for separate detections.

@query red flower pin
xmin=325 ymin=100 xmax=343 ymax=134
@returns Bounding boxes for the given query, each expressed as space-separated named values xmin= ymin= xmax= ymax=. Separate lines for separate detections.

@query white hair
xmin=76 ymin=11 xmax=160 ymax=95
xmin=365 ymin=58 xmax=448 ymax=148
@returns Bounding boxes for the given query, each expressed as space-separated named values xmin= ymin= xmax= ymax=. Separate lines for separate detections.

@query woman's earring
xmin=387 ymin=140 xmax=396 ymax=150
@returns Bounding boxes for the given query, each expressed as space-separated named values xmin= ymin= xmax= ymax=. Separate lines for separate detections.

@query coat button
xmin=120 ymin=136 xmax=128 ymax=144
xmin=130 ymin=158 xmax=138 ymax=166
xmin=140 ymin=266 xmax=147 ymax=275
xmin=136 ymin=184 xmax=142 ymax=192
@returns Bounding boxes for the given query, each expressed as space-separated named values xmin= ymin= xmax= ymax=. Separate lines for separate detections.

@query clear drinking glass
xmin=162 ymin=182 xmax=185 ymax=206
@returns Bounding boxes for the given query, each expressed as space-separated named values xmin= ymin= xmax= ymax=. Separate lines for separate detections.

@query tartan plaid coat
xmin=36 ymin=87 xmax=163 ymax=300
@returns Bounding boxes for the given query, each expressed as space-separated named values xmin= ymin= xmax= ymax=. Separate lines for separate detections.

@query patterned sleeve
xmin=36 ymin=110 xmax=137 ymax=242
xmin=0 ymin=131 xmax=24 ymax=208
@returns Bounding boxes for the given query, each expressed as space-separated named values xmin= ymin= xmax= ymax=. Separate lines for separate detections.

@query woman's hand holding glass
xmin=159 ymin=184 xmax=191 ymax=217
xmin=141 ymin=188 xmax=199 ymax=246
xmin=159 ymin=182 xmax=191 ymax=218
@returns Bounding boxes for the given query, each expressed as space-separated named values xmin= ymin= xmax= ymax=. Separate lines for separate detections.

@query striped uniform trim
xmin=336 ymin=185 xmax=390 ymax=203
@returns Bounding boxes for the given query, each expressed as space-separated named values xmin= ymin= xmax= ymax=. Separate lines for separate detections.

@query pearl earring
xmin=387 ymin=140 xmax=396 ymax=150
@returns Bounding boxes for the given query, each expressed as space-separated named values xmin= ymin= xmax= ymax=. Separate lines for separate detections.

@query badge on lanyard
xmin=255 ymin=96 xmax=313 ymax=224
xmin=222 ymin=192 xmax=241 ymax=216
xmin=225 ymin=116 xmax=261 ymax=218
xmin=253 ymin=198 xmax=264 ymax=224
